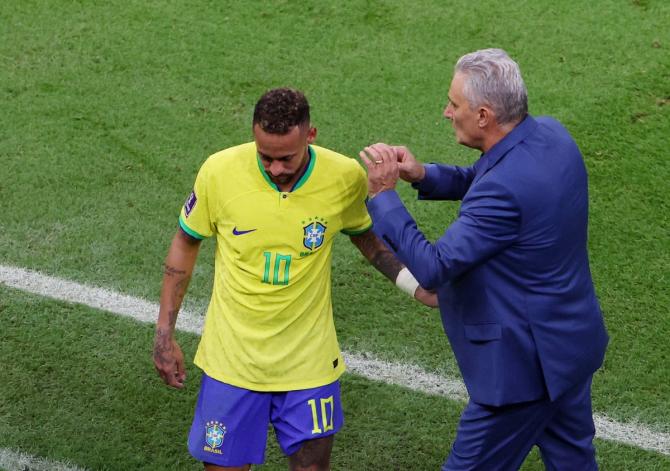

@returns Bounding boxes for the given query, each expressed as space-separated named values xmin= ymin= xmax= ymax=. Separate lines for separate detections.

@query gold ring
xmin=374 ymin=160 xmax=383 ymax=164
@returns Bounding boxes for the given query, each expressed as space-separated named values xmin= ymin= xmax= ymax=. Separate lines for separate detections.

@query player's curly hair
xmin=253 ymin=88 xmax=310 ymax=134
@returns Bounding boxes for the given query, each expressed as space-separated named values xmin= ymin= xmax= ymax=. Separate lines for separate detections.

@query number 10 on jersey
xmin=262 ymin=251 xmax=291 ymax=285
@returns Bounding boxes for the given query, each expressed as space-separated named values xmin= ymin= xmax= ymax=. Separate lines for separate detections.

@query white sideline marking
xmin=1 ymin=264 xmax=669 ymax=457
xmin=0 ymin=448 xmax=88 ymax=471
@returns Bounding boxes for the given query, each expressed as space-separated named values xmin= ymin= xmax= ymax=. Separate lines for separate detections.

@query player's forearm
xmin=349 ymin=231 xmax=404 ymax=282
xmin=157 ymin=264 xmax=191 ymax=334
xmin=156 ymin=231 xmax=201 ymax=335
xmin=350 ymin=230 xmax=426 ymax=300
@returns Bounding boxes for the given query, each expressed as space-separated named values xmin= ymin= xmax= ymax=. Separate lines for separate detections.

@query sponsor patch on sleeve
xmin=184 ymin=190 xmax=197 ymax=217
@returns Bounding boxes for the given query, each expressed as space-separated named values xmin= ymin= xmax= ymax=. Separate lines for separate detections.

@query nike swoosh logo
xmin=232 ymin=227 xmax=257 ymax=236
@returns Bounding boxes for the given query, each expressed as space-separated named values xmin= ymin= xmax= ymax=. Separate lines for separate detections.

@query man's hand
xmin=359 ymin=143 xmax=400 ymax=198
xmin=360 ymin=144 xmax=426 ymax=198
xmin=153 ymin=327 xmax=186 ymax=389
xmin=153 ymin=229 xmax=201 ymax=389
xmin=393 ymin=146 xmax=425 ymax=183
xmin=415 ymin=286 xmax=439 ymax=308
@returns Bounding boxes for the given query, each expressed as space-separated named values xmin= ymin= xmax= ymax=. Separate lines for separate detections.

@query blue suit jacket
xmin=368 ymin=115 xmax=608 ymax=406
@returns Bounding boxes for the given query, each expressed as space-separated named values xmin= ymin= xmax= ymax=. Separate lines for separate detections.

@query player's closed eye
xmin=260 ymin=154 xmax=292 ymax=163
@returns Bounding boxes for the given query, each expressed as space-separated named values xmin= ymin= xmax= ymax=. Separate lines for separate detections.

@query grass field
xmin=1 ymin=0 xmax=669 ymax=469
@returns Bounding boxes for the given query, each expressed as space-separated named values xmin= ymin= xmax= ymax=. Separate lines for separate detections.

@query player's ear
xmin=307 ymin=126 xmax=317 ymax=144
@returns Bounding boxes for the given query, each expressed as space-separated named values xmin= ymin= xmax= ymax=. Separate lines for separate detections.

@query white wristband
xmin=395 ymin=267 xmax=420 ymax=297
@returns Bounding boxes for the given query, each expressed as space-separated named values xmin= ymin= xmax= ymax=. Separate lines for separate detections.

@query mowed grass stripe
xmin=1 ymin=264 xmax=668 ymax=456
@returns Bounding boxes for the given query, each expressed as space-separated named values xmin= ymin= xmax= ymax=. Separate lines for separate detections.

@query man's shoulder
xmin=533 ymin=116 xmax=573 ymax=140
xmin=312 ymin=145 xmax=363 ymax=175
xmin=205 ymin=142 xmax=255 ymax=164
xmin=312 ymin=144 xmax=354 ymax=162
xmin=487 ymin=116 xmax=584 ymax=201
xmin=499 ymin=116 xmax=576 ymax=163
xmin=534 ymin=115 xmax=561 ymax=127
xmin=187 ymin=142 xmax=254 ymax=193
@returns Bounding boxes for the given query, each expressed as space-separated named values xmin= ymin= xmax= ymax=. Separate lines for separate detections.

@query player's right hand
xmin=153 ymin=329 xmax=187 ymax=389
xmin=415 ymin=286 xmax=439 ymax=308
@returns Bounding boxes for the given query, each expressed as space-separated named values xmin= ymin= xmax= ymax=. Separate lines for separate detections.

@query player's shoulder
xmin=312 ymin=145 xmax=364 ymax=176
xmin=200 ymin=142 xmax=256 ymax=174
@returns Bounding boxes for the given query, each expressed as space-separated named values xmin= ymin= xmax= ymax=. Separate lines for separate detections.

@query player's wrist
xmin=155 ymin=322 xmax=176 ymax=337
xmin=395 ymin=267 xmax=419 ymax=297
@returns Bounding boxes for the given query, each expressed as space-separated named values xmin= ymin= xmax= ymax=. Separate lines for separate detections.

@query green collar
xmin=256 ymin=145 xmax=316 ymax=192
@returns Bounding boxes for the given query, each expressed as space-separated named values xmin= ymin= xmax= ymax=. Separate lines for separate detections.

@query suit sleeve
xmin=413 ymin=163 xmax=477 ymax=201
xmin=367 ymin=180 xmax=520 ymax=290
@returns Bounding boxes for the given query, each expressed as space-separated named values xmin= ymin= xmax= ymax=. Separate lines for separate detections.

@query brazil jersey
xmin=179 ymin=142 xmax=372 ymax=391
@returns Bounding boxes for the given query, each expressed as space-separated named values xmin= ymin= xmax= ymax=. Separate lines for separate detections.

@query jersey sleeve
xmin=340 ymin=163 xmax=373 ymax=235
xmin=178 ymin=160 xmax=215 ymax=239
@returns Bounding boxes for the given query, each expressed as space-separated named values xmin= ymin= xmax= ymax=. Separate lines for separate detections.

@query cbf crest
xmin=204 ymin=420 xmax=226 ymax=454
xmin=303 ymin=216 xmax=328 ymax=251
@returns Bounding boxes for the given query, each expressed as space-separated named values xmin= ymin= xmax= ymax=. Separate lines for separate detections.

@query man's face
xmin=253 ymin=124 xmax=316 ymax=188
xmin=443 ymin=72 xmax=484 ymax=150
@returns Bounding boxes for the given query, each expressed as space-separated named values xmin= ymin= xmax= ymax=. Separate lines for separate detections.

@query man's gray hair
xmin=455 ymin=48 xmax=528 ymax=125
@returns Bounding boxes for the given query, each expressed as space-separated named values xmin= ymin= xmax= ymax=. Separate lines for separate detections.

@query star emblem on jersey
xmin=302 ymin=217 xmax=328 ymax=251
xmin=204 ymin=420 xmax=226 ymax=453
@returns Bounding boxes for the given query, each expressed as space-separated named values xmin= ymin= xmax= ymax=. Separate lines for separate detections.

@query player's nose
xmin=269 ymin=160 xmax=285 ymax=176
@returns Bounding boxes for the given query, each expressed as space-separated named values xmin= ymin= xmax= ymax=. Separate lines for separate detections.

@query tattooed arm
xmin=153 ymin=228 xmax=202 ymax=389
xmin=349 ymin=230 xmax=403 ymax=282
xmin=349 ymin=230 xmax=438 ymax=307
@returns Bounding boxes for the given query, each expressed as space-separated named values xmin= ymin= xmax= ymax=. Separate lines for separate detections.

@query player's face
xmin=443 ymin=72 xmax=484 ymax=150
xmin=254 ymin=124 xmax=317 ymax=190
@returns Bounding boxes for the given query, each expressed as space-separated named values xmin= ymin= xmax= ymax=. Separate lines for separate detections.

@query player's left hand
xmin=153 ymin=332 xmax=187 ymax=389
xmin=359 ymin=143 xmax=400 ymax=198
xmin=415 ymin=286 xmax=439 ymax=308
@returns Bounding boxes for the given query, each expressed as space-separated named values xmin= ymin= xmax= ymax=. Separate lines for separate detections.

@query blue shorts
xmin=187 ymin=373 xmax=344 ymax=467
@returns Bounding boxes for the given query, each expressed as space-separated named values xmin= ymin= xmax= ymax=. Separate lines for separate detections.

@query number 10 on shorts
xmin=307 ymin=396 xmax=334 ymax=434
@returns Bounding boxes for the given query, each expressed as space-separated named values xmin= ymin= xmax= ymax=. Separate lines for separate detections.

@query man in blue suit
xmin=360 ymin=49 xmax=609 ymax=470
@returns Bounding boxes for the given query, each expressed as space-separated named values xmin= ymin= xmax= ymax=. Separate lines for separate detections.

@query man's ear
xmin=307 ymin=126 xmax=317 ymax=144
xmin=477 ymin=107 xmax=491 ymax=128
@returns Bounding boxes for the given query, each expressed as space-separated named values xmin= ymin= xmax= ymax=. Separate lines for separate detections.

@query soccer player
xmin=153 ymin=87 xmax=435 ymax=471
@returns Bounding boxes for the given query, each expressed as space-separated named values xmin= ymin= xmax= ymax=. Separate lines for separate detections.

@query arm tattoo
xmin=153 ymin=326 xmax=173 ymax=363
xmin=171 ymin=276 xmax=191 ymax=312
xmin=163 ymin=264 xmax=186 ymax=277
xmin=163 ymin=264 xmax=192 ymax=328
xmin=167 ymin=309 xmax=179 ymax=329
xmin=370 ymin=249 xmax=404 ymax=282
xmin=350 ymin=231 xmax=404 ymax=282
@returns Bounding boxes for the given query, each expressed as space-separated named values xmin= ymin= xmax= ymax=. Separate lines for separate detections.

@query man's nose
xmin=269 ymin=160 xmax=284 ymax=175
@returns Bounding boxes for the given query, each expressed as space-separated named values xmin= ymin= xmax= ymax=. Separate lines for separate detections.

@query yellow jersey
xmin=179 ymin=142 xmax=371 ymax=391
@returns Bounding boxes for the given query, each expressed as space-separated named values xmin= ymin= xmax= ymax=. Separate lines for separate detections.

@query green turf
xmin=1 ymin=0 xmax=669 ymax=468
xmin=2 ymin=287 xmax=669 ymax=470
